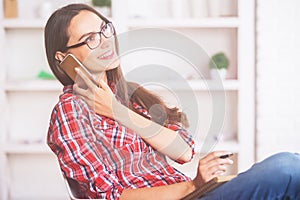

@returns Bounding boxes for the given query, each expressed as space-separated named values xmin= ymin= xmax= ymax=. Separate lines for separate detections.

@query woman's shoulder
xmin=53 ymin=85 xmax=90 ymax=114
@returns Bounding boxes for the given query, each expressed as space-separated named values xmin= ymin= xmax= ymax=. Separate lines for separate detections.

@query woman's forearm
xmin=120 ymin=180 xmax=196 ymax=200
xmin=73 ymin=76 xmax=192 ymax=161
xmin=113 ymin=102 xmax=193 ymax=162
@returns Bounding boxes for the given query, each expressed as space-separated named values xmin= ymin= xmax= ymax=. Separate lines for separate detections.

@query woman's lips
xmin=98 ymin=50 xmax=114 ymax=60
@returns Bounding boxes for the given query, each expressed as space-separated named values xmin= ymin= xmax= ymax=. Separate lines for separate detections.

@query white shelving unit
xmin=1 ymin=18 xmax=46 ymax=29
xmin=0 ymin=1 xmax=66 ymax=199
xmin=3 ymin=143 xmax=52 ymax=154
xmin=127 ymin=17 xmax=240 ymax=28
xmin=4 ymin=79 xmax=239 ymax=92
xmin=5 ymin=80 xmax=61 ymax=91
xmin=114 ymin=0 xmax=255 ymax=175
xmin=0 ymin=0 xmax=255 ymax=199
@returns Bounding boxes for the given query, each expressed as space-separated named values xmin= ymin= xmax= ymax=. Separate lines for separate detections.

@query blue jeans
xmin=200 ymin=152 xmax=300 ymax=200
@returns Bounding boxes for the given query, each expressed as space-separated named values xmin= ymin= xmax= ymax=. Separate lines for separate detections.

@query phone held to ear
xmin=59 ymin=54 xmax=98 ymax=86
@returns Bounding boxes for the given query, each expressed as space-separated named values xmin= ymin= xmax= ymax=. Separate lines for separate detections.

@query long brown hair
xmin=44 ymin=3 xmax=189 ymax=128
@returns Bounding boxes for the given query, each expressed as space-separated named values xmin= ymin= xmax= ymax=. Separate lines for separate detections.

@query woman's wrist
xmin=112 ymin=101 xmax=131 ymax=122
xmin=109 ymin=98 xmax=125 ymax=119
xmin=187 ymin=180 xmax=197 ymax=194
xmin=113 ymin=103 xmax=152 ymax=132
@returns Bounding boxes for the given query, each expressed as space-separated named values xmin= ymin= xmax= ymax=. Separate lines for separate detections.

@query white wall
xmin=256 ymin=0 xmax=300 ymax=161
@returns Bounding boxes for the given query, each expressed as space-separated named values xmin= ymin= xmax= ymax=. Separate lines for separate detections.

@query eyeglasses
xmin=66 ymin=22 xmax=115 ymax=50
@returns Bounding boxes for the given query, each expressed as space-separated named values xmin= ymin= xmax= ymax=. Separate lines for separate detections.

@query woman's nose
xmin=100 ymin=37 xmax=111 ymax=49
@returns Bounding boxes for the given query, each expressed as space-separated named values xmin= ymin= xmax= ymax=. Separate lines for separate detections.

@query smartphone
xmin=59 ymin=54 xmax=98 ymax=86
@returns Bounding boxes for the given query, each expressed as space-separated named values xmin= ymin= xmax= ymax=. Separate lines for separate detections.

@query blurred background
xmin=0 ymin=0 xmax=299 ymax=199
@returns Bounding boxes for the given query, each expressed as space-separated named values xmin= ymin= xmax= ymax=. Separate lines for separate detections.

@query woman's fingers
xmin=205 ymin=157 xmax=233 ymax=169
xmin=200 ymin=151 xmax=234 ymax=171
xmin=73 ymin=84 xmax=97 ymax=108
xmin=73 ymin=69 xmax=117 ymax=118
xmin=73 ymin=82 xmax=98 ymax=101
xmin=73 ymin=83 xmax=88 ymax=97
xmin=207 ymin=163 xmax=228 ymax=174
xmin=98 ymin=79 xmax=111 ymax=92
xmin=212 ymin=170 xmax=226 ymax=177
xmin=75 ymin=67 xmax=97 ymax=89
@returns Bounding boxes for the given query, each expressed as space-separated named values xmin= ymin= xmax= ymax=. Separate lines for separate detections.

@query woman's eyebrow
xmin=78 ymin=32 xmax=94 ymax=41
xmin=78 ymin=20 xmax=106 ymax=42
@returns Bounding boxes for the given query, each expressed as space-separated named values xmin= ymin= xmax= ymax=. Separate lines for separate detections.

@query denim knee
xmin=259 ymin=152 xmax=300 ymax=184
xmin=267 ymin=152 xmax=300 ymax=166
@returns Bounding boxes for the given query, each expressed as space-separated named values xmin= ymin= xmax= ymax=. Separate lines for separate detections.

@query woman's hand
xmin=73 ymin=67 xmax=120 ymax=119
xmin=193 ymin=151 xmax=234 ymax=188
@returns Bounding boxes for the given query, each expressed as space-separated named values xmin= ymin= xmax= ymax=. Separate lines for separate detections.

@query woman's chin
xmin=105 ymin=58 xmax=120 ymax=71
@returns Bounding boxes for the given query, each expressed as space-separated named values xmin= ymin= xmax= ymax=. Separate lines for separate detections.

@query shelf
xmin=2 ymin=19 xmax=47 ymax=29
xmin=145 ymin=80 xmax=239 ymax=91
xmin=2 ymin=143 xmax=52 ymax=154
xmin=5 ymin=80 xmax=62 ymax=92
xmin=2 ymin=17 xmax=239 ymax=29
xmin=128 ymin=17 xmax=240 ymax=28
xmin=4 ymin=79 xmax=238 ymax=92
xmin=187 ymin=80 xmax=239 ymax=91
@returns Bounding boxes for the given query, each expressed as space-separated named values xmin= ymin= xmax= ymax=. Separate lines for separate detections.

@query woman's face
xmin=65 ymin=10 xmax=119 ymax=73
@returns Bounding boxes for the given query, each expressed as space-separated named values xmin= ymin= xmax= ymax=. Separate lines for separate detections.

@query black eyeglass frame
xmin=65 ymin=22 xmax=115 ymax=50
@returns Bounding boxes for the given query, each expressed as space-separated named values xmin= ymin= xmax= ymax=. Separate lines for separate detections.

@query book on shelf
xmin=4 ymin=0 xmax=18 ymax=18
xmin=181 ymin=175 xmax=237 ymax=200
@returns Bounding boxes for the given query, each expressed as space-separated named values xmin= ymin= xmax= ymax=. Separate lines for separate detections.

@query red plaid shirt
xmin=47 ymin=85 xmax=195 ymax=199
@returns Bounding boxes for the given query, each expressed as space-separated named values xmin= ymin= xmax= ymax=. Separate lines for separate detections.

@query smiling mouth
xmin=98 ymin=50 xmax=114 ymax=60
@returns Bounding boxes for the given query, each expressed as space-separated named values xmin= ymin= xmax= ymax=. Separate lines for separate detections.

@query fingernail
xmin=75 ymin=67 xmax=79 ymax=72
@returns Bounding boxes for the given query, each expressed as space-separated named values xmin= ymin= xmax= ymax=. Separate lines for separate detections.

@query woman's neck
xmin=94 ymin=71 xmax=108 ymax=84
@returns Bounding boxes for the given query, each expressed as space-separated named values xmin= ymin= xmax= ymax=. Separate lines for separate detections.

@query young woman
xmin=45 ymin=3 xmax=300 ymax=200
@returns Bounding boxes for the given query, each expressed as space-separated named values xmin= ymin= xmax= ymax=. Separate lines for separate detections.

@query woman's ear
xmin=55 ymin=51 xmax=66 ymax=62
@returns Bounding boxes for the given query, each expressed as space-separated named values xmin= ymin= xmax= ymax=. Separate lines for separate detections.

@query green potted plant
xmin=92 ymin=0 xmax=112 ymax=17
xmin=209 ymin=52 xmax=229 ymax=80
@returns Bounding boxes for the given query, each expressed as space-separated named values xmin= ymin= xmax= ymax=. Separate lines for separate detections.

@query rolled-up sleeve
xmin=132 ymin=102 xmax=195 ymax=164
xmin=165 ymin=123 xmax=195 ymax=163
xmin=47 ymin=99 xmax=124 ymax=199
